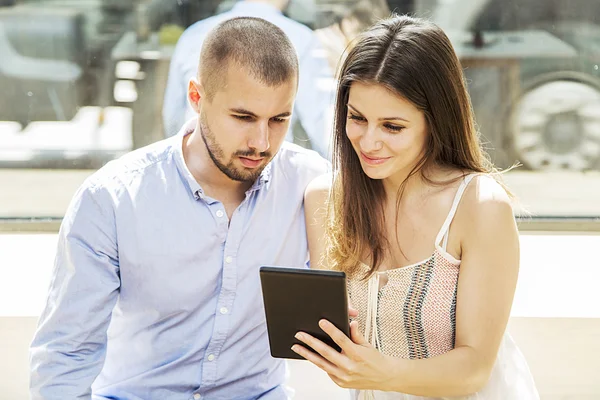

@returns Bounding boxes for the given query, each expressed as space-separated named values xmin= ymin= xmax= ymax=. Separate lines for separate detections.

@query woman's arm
xmin=304 ymin=173 xmax=332 ymax=270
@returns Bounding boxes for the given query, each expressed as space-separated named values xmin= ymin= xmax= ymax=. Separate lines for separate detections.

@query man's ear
xmin=187 ymin=78 xmax=204 ymax=114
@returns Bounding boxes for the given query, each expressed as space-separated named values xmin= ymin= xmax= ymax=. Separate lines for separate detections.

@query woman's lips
xmin=360 ymin=152 xmax=391 ymax=165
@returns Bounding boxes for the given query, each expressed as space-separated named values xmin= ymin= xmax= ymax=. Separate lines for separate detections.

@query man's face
xmin=189 ymin=64 xmax=297 ymax=182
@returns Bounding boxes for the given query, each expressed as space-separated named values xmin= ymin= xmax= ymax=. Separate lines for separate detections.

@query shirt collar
xmin=247 ymin=161 xmax=272 ymax=194
xmin=173 ymin=118 xmax=272 ymax=200
xmin=173 ymin=119 xmax=203 ymax=199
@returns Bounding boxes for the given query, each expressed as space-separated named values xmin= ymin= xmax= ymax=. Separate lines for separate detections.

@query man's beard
xmin=199 ymin=114 xmax=271 ymax=183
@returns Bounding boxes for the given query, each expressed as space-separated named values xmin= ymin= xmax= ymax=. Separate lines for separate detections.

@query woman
xmin=296 ymin=15 xmax=540 ymax=400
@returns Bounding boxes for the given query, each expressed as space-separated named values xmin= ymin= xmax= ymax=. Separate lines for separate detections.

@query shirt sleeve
xmin=29 ymin=181 xmax=121 ymax=400
xmin=162 ymin=33 xmax=191 ymax=138
xmin=294 ymin=34 xmax=337 ymax=160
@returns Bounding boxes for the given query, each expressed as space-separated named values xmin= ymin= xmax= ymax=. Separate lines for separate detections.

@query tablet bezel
xmin=259 ymin=265 xmax=350 ymax=360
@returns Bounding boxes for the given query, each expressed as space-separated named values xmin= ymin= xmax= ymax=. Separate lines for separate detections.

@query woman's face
xmin=345 ymin=81 xmax=429 ymax=181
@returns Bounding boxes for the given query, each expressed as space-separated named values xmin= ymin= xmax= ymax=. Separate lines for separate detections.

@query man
xmin=30 ymin=17 xmax=329 ymax=399
xmin=163 ymin=0 xmax=334 ymax=158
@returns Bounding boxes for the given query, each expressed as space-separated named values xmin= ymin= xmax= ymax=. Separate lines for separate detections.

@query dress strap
xmin=364 ymin=273 xmax=381 ymax=350
xmin=360 ymin=274 xmax=380 ymax=400
xmin=435 ymin=174 xmax=478 ymax=250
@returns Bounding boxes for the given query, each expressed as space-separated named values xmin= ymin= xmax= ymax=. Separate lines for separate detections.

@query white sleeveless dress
xmin=348 ymin=174 xmax=540 ymax=400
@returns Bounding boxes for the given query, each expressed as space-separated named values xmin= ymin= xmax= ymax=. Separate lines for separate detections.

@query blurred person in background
xmin=163 ymin=0 xmax=335 ymax=158
xmin=315 ymin=0 xmax=390 ymax=76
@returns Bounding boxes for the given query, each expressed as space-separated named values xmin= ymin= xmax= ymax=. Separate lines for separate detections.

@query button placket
xmin=201 ymin=199 xmax=244 ymax=386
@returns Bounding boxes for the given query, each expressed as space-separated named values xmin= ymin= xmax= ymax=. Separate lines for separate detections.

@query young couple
xmin=30 ymin=14 xmax=539 ymax=400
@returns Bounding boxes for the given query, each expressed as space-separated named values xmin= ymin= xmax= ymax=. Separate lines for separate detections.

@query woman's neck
xmin=382 ymin=163 xmax=427 ymax=201
xmin=382 ymin=163 xmax=456 ymax=204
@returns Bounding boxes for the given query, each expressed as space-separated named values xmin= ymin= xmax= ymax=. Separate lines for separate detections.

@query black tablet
xmin=259 ymin=266 xmax=350 ymax=360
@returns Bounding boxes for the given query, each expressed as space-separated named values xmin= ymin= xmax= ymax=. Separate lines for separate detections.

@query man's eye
xmin=234 ymin=115 xmax=252 ymax=121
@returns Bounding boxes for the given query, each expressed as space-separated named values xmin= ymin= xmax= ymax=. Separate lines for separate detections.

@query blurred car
xmin=418 ymin=0 xmax=600 ymax=171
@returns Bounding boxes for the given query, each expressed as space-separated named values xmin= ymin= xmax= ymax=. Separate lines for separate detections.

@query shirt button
xmin=193 ymin=394 xmax=201 ymax=400
xmin=220 ymin=307 xmax=228 ymax=315
xmin=207 ymin=354 xmax=215 ymax=362
xmin=225 ymin=256 xmax=233 ymax=264
xmin=216 ymin=210 xmax=224 ymax=218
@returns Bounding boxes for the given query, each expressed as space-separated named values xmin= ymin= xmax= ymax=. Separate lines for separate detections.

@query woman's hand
xmin=292 ymin=319 xmax=395 ymax=391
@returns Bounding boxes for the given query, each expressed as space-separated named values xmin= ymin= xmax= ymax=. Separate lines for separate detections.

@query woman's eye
xmin=384 ymin=123 xmax=404 ymax=132
xmin=348 ymin=114 xmax=365 ymax=122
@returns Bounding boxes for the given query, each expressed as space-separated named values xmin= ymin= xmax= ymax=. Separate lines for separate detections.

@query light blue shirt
xmin=29 ymin=121 xmax=330 ymax=400
xmin=162 ymin=1 xmax=335 ymax=158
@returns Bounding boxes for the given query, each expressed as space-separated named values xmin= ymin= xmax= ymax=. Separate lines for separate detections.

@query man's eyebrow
xmin=230 ymin=109 xmax=292 ymax=119
xmin=229 ymin=108 xmax=257 ymax=117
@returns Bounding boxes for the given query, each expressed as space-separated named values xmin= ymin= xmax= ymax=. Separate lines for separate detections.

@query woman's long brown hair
xmin=326 ymin=15 xmax=514 ymax=279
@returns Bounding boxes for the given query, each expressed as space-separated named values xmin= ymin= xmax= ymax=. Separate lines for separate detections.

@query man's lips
xmin=239 ymin=156 xmax=264 ymax=168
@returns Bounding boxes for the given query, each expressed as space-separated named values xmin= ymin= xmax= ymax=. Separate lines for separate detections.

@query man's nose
xmin=248 ymin=121 xmax=270 ymax=153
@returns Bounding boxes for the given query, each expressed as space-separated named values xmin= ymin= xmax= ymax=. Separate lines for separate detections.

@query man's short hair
xmin=199 ymin=17 xmax=299 ymax=100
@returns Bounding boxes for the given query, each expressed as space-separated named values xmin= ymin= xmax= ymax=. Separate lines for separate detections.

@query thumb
xmin=350 ymin=320 xmax=369 ymax=346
